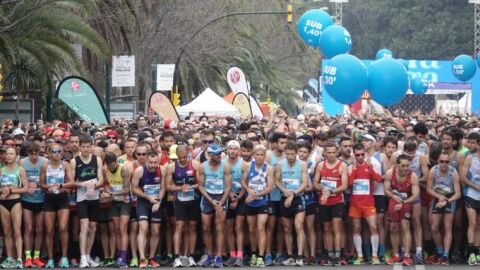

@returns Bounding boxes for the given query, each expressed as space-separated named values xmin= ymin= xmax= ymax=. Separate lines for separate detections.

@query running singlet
xmin=21 ymin=157 xmax=46 ymax=203
xmin=304 ymin=161 xmax=316 ymax=205
xmin=280 ymin=159 xmax=303 ymax=195
xmin=409 ymin=153 xmax=422 ymax=178
xmin=230 ymin=159 xmax=243 ymax=194
xmin=46 ymin=162 xmax=66 ymax=198
xmin=269 ymin=153 xmax=284 ymax=202
xmin=139 ymin=165 xmax=162 ymax=199
xmin=203 ymin=160 xmax=225 ymax=195
xmin=431 ymin=165 xmax=455 ymax=197
xmin=319 ymin=161 xmax=344 ymax=205
xmin=246 ymin=161 xmax=268 ymax=207
xmin=0 ymin=166 xmax=21 ymax=187
xmin=75 ymin=155 xmax=99 ymax=202
xmin=106 ymin=165 xmax=126 ymax=201
xmin=466 ymin=154 xmax=480 ymax=200
xmin=391 ymin=168 xmax=413 ymax=201
xmin=173 ymin=160 xmax=197 ymax=202
xmin=372 ymin=152 xmax=385 ymax=196
xmin=349 ymin=162 xmax=382 ymax=207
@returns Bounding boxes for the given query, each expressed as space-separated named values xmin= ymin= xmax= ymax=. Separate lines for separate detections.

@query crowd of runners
xmin=0 ymin=108 xmax=480 ymax=268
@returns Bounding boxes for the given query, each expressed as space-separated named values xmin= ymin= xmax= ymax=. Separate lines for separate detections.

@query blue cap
xmin=207 ymin=144 xmax=223 ymax=156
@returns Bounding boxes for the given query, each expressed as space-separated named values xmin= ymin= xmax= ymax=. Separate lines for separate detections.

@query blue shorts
xmin=200 ymin=194 xmax=227 ymax=214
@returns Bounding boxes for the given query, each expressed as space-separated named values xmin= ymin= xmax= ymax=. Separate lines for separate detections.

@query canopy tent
xmin=177 ymin=88 xmax=240 ymax=117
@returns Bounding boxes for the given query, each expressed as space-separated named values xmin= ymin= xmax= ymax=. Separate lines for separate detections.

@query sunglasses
xmin=15 ymin=144 xmax=22 ymax=147
xmin=107 ymin=136 xmax=117 ymax=139
xmin=136 ymin=152 xmax=147 ymax=156
xmin=355 ymin=153 xmax=365 ymax=157
xmin=439 ymin=160 xmax=450 ymax=164
xmin=203 ymin=140 xmax=214 ymax=144
xmin=50 ymin=149 xmax=62 ymax=154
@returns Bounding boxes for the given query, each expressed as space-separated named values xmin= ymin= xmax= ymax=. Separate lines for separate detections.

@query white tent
xmin=177 ymin=88 xmax=240 ymax=117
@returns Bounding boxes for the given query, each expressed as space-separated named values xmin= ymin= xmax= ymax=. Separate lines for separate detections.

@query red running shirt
xmin=349 ymin=162 xmax=382 ymax=207
xmin=319 ymin=161 xmax=344 ymax=206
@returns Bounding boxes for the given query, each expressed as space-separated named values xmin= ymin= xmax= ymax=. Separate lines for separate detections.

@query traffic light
xmin=287 ymin=4 xmax=293 ymax=23
xmin=172 ymin=92 xmax=180 ymax=107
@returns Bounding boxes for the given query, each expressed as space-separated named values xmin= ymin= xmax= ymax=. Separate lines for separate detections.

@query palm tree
xmin=0 ymin=0 xmax=109 ymax=120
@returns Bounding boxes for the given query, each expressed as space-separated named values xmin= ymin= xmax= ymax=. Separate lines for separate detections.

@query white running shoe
xmin=173 ymin=258 xmax=182 ymax=268
xmin=87 ymin=257 xmax=99 ymax=268
xmin=79 ymin=258 xmax=89 ymax=268
xmin=188 ymin=256 xmax=197 ymax=266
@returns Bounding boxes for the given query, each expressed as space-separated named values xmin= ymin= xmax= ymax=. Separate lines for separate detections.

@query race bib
xmin=393 ymin=189 xmax=408 ymax=200
xmin=206 ymin=178 xmax=223 ymax=194
xmin=178 ymin=187 xmax=195 ymax=202
xmin=110 ymin=184 xmax=123 ymax=193
xmin=231 ymin=181 xmax=242 ymax=194
xmin=352 ymin=179 xmax=370 ymax=195
xmin=1 ymin=175 xmax=15 ymax=186
xmin=144 ymin=184 xmax=160 ymax=196
xmin=28 ymin=175 xmax=40 ymax=183
xmin=320 ymin=179 xmax=337 ymax=190
xmin=283 ymin=178 xmax=299 ymax=191
xmin=47 ymin=176 xmax=63 ymax=185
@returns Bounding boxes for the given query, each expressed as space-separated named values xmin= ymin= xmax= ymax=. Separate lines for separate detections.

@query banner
xmin=56 ymin=76 xmax=109 ymax=124
xmin=232 ymin=92 xmax=252 ymax=118
xmin=249 ymin=95 xmax=264 ymax=119
xmin=227 ymin=67 xmax=249 ymax=94
xmin=112 ymin=55 xmax=135 ymax=87
xmin=149 ymin=91 xmax=179 ymax=121
xmin=156 ymin=64 xmax=175 ymax=91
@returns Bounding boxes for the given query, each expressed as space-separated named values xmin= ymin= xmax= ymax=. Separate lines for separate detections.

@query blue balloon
xmin=319 ymin=25 xmax=352 ymax=59
xmin=398 ymin=58 xmax=409 ymax=71
xmin=410 ymin=77 xmax=428 ymax=95
xmin=452 ymin=54 xmax=477 ymax=82
xmin=375 ymin=49 xmax=393 ymax=60
xmin=322 ymin=54 xmax=368 ymax=104
xmin=368 ymin=58 xmax=409 ymax=106
xmin=298 ymin=9 xmax=334 ymax=48
xmin=476 ymin=54 xmax=480 ymax=68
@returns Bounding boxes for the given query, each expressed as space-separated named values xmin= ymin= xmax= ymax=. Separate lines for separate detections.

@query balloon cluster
xmin=298 ymin=9 xmax=480 ymax=106
xmin=298 ymin=9 xmax=410 ymax=106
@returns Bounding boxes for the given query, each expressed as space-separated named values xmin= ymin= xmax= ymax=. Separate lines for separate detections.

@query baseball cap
xmin=106 ymin=130 xmax=118 ymax=138
xmin=226 ymin=140 xmax=240 ymax=149
xmin=12 ymin=128 xmax=24 ymax=136
xmin=361 ymin=133 xmax=377 ymax=142
xmin=164 ymin=119 xmax=177 ymax=130
xmin=207 ymin=144 xmax=223 ymax=156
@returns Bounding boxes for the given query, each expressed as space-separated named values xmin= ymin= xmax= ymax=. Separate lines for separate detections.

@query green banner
xmin=56 ymin=76 xmax=109 ymax=124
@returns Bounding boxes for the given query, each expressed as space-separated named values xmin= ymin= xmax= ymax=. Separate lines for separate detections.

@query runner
xmin=70 ymin=134 xmax=104 ymax=268
xmin=197 ymin=144 xmax=231 ymax=268
xmin=19 ymin=142 xmax=47 ymax=268
xmin=224 ymin=140 xmax=247 ymax=267
xmin=426 ymin=151 xmax=461 ymax=265
xmin=276 ymin=141 xmax=308 ymax=266
xmin=313 ymin=143 xmax=348 ymax=266
xmin=460 ymin=133 xmax=480 ymax=265
xmin=348 ymin=143 xmax=382 ymax=265
xmin=102 ymin=152 xmax=131 ymax=268
xmin=242 ymin=144 xmax=274 ymax=267
xmin=131 ymin=151 xmax=166 ymax=268
xmin=384 ymin=154 xmax=420 ymax=266
xmin=0 ymin=147 xmax=28 ymax=268
xmin=40 ymin=143 xmax=75 ymax=268
xmin=265 ymin=132 xmax=287 ymax=265
xmin=166 ymin=145 xmax=201 ymax=268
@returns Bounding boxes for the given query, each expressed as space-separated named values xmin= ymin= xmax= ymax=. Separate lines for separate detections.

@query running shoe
xmin=87 ymin=257 xmax=99 ymax=268
xmin=173 ymin=258 xmax=182 ymax=268
xmin=32 ymin=258 xmax=44 ymax=268
xmin=224 ymin=256 xmax=236 ymax=267
xmin=188 ymin=256 xmax=197 ymax=267
xmin=70 ymin=259 xmax=78 ymax=268
xmin=1 ymin=257 xmax=15 ymax=269
xmin=59 ymin=257 xmax=69 ymax=268
xmin=387 ymin=255 xmax=401 ymax=265
xmin=129 ymin=257 xmax=138 ymax=267
xmin=295 ymin=258 xmax=304 ymax=267
xmin=115 ymin=258 xmax=127 ymax=268
xmin=148 ymin=258 xmax=160 ymax=268
xmin=281 ymin=257 xmax=296 ymax=266
xmin=202 ymin=255 xmax=214 ymax=268
xmin=320 ymin=257 xmax=331 ymax=266
xmin=180 ymin=256 xmax=189 ymax=267
xmin=371 ymin=256 xmax=381 ymax=265
xmin=197 ymin=254 xmax=208 ymax=266
xmin=256 ymin=257 xmax=265 ymax=268
xmin=249 ymin=255 xmax=257 ymax=266
xmin=213 ymin=256 xmax=223 ymax=268
xmin=331 ymin=257 xmax=341 ymax=266
xmin=414 ymin=253 xmax=424 ymax=265
xmin=469 ymin=253 xmax=478 ymax=266
xmin=138 ymin=259 xmax=148 ymax=268
xmin=353 ymin=257 xmax=364 ymax=265
xmin=15 ymin=259 xmax=23 ymax=269
xmin=79 ymin=257 xmax=89 ymax=268
xmin=233 ymin=257 xmax=243 ymax=267
xmin=45 ymin=259 xmax=55 ymax=269
xmin=264 ymin=253 xmax=273 ymax=266
xmin=440 ymin=256 xmax=449 ymax=266
xmin=402 ymin=256 xmax=413 ymax=266
xmin=23 ymin=259 xmax=31 ymax=269
xmin=274 ymin=253 xmax=285 ymax=265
